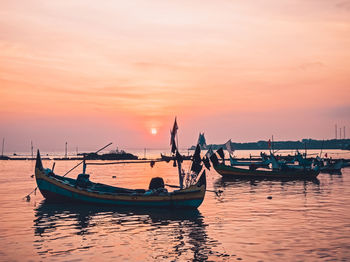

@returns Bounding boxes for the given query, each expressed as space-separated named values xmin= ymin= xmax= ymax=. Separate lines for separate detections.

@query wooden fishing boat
xmin=214 ymin=163 xmax=320 ymax=180
xmin=34 ymin=150 xmax=206 ymax=208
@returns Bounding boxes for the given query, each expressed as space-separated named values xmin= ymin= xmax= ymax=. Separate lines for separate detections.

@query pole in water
xmin=344 ymin=126 xmax=346 ymax=139
xmin=271 ymin=135 xmax=274 ymax=154
xmin=65 ymin=142 xmax=68 ymax=158
xmin=320 ymin=140 xmax=324 ymax=158
xmin=31 ymin=140 xmax=34 ymax=159
xmin=82 ymin=160 xmax=86 ymax=174
xmin=1 ymin=138 xmax=4 ymax=157
xmin=144 ymin=148 xmax=146 ymax=159
xmin=335 ymin=124 xmax=337 ymax=139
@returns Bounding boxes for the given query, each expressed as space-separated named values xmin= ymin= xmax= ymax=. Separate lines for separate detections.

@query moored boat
xmin=319 ymin=159 xmax=343 ymax=174
xmin=214 ymin=163 xmax=320 ymax=180
xmin=160 ymin=153 xmax=192 ymax=162
xmin=209 ymin=148 xmax=320 ymax=180
xmin=34 ymin=150 xmax=206 ymax=208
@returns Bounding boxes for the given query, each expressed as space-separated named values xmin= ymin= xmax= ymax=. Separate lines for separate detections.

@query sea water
xmin=0 ymin=149 xmax=349 ymax=261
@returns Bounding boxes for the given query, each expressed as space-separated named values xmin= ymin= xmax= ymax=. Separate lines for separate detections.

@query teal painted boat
xmin=35 ymin=150 xmax=206 ymax=209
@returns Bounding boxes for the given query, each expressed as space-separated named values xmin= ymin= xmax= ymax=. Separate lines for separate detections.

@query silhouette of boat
xmin=213 ymin=164 xmax=320 ymax=180
xmin=54 ymin=151 xmax=138 ymax=161
xmin=160 ymin=153 xmax=192 ymax=162
xmin=34 ymin=150 xmax=206 ymax=208
xmin=210 ymin=150 xmax=320 ymax=180
xmin=318 ymin=159 xmax=343 ymax=174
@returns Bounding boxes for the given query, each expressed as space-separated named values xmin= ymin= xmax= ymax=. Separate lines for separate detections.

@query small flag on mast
xmin=170 ymin=117 xmax=178 ymax=154
xmin=216 ymin=147 xmax=225 ymax=161
xmin=225 ymin=139 xmax=234 ymax=155
xmin=202 ymin=156 xmax=211 ymax=170
xmin=192 ymin=144 xmax=201 ymax=163
xmin=209 ymin=153 xmax=219 ymax=166
xmin=206 ymin=145 xmax=214 ymax=158
xmin=191 ymin=144 xmax=202 ymax=173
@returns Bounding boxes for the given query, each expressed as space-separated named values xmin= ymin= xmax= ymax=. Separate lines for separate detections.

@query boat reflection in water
xmin=213 ymin=176 xmax=322 ymax=197
xmin=33 ymin=200 xmax=230 ymax=261
xmin=214 ymin=174 xmax=320 ymax=185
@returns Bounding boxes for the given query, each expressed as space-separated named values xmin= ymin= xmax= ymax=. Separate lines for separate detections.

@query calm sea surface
xmin=0 ymin=149 xmax=349 ymax=261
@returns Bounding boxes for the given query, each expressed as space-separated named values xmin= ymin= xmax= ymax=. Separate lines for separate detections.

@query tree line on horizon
xmin=190 ymin=138 xmax=350 ymax=151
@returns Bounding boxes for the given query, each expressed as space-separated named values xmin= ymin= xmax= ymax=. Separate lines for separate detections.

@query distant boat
xmin=214 ymin=164 xmax=320 ymax=180
xmin=318 ymin=158 xmax=343 ymax=174
xmin=160 ymin=153 xmax=192 ymax=162
xmin=54 ymin=151 xmax=138 ymax=161
xmin=34 ymin=150 xmax=206 ymax=208
xmin=84 ymin=151 xmax=138 ymax=160
xmin=211 ymin=151 xmax=320 ymax=180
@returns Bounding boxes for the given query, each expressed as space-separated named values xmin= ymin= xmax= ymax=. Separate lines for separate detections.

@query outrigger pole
xmin=24 ymin=142 xmax=113 ymax=200
xmin=62 ymin=142 xmax=112 ymax=177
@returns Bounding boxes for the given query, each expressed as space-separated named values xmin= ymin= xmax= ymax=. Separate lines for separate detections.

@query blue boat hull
xmin=35 ymin=150 xmax=206 ymax=209
xmin=37 ymin=178 xmax=204 ymax=208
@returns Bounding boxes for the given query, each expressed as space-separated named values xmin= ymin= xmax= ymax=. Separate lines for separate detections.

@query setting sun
xmin=151 ymin=128 xmax=157 ymax=135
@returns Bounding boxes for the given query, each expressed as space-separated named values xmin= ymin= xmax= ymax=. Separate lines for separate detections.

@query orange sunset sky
xmin=1 ymin=0 xmax=350 ymax=152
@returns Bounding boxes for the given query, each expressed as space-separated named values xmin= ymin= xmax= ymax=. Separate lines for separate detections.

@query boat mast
xmin=171 ymin=117 xmax=183 ymax=189
xmin=176 ymin=127 xmax=179 ymax=150
xmin=176 ymin=132 xmax=183 ymax=189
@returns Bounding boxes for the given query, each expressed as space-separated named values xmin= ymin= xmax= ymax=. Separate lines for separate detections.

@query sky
xmin=1 ymin=0 xmax=350 ymax=152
